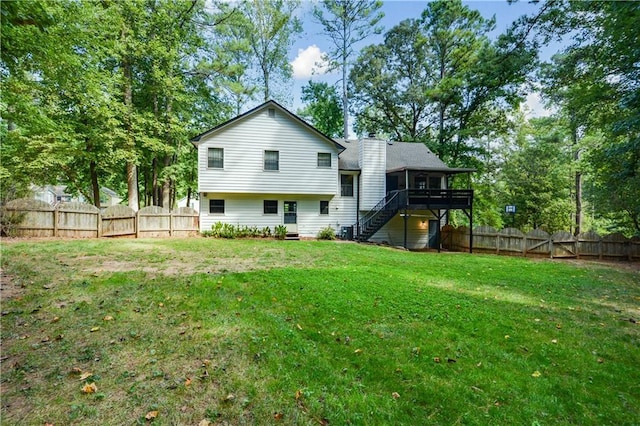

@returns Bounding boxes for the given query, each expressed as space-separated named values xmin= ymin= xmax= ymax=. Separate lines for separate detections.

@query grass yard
xmin=1 ymin=238 xmax=639 ymax=425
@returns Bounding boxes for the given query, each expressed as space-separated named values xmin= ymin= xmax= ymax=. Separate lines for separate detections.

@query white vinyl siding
xmin=198 ymin=108 xmax=339 ymax=196
xmin=359 ymin=138 xmax=386 ymax=210
xmin=200 ymin=194 xmax=347 ymax=237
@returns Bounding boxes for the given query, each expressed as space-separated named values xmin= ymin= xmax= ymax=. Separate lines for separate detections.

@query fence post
xmin=549 ymin=237 xmax=554 ymax=259
xmin=53 ymin=207 xmax=59 ymax=237
xmin=135 ymin=211 xmax=139 ymax=238
xmin=496 ymin=233 xmax=500 ymax=255
xmin=169 ymin=210 xmax=173 ymax=237
xmin=97 ymin=211 xmax=102 ymax=238
xmin=598 ymin=239 xmax=603 ymax=260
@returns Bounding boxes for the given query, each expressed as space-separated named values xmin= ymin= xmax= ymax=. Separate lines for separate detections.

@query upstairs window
xmin=317 ymin=152 xmax=331 ymax=168
xmin=341 ymin=174 xmax=354 ymax=197
xmin=263 ymin=200 xmax=278 ymax=214
xmin=209 ymin=199 xmax=225 ymax=214
xmin=208 ymin=148 xmax=224 ymax=169
xmin=320 ymin=200 xmax=329 ymax=215
xmin=264 ymin=150 xmax=279 ymax=171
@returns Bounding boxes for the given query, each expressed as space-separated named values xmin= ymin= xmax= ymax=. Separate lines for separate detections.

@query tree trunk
xmin=90 ymin=160 xmax=100 ymax=208
xmin=122 ymin=53 xmax=139 ymax=211
xmin=571 ymin=121 xmax=582 ymax=235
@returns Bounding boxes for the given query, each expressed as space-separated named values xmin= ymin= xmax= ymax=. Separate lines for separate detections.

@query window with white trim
xmin=320 ymin=200 xmax=329 ymax=215
xmin=209 ymin=199 xmax=225 ymax=214
xmin=263 ymin=200 xmax=278 ymax=214
xmin=208 ymin=148 xmax=223 ymax=169
xmin=341 ymin=174 xmax=354 ymax=197
xmin=317 ymin=152 xmax=331 ymax=168
xmin=264 ymin=150 xmax=279 ymax=171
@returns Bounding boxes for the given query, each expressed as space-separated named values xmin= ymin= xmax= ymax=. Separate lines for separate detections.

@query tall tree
xmin=223 ymin=0 xmax=302 ymax=103
xmin=350 ymin=0 xmax=536 ymax=167
xmin=313 ymin=0 xmax=384 ymax=139
xmin=297 ymin=81 xmax=344 ymax=137
xmin=501 ymin=117 xmax=573 ymax=232
xmin=535 ymin=1 xmax=640 ymax=234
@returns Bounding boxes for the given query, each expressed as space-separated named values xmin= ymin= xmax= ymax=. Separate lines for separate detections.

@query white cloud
xmin=522 ymin=92 xmax=556 ymax=119
xmin=291 ymin=45 xmax=331 ymax=79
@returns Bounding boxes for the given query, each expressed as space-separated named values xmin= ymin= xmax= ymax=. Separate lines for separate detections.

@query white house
xmin=192 ymin=100 xmax=474 ymax=249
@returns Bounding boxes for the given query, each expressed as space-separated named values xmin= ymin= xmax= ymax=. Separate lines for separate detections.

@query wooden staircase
xmin=356 ymin=191 xmax=404 ymax=242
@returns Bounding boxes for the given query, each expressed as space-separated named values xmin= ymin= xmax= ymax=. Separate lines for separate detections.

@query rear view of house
xmin=192 ymin=101 xmax=473 ymax=249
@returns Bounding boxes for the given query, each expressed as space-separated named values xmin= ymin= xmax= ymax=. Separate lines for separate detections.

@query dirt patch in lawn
xmin=0 ymin=269 xmax=25 ymax=301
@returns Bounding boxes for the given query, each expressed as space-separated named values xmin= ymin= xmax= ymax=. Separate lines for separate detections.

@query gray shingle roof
xmin=337 ymin=139 xmax=465 ymax=172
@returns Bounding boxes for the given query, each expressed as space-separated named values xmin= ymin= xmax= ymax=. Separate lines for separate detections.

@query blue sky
xmin=287 ymin=0 xmax=563 ymax=121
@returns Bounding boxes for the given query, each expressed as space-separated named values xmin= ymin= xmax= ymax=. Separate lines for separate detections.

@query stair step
xmin=285 ymin=233 xmax=300 ymax=240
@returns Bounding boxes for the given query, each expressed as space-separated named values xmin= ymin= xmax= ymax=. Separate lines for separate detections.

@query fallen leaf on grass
xmin=90 ymin=327 xmax=100 ymax=333
xmin=51 ymin=317 xmax=60 ymax=323
xmin=82 ymin=382 xmax=97 ymax=393
xmin=392 ymin=392 xmax=400 ymax=399
xmin=103 ymin=315 xmax=114 ymax=321
xmin=531 ymin=371 xmax=541 ymax=378
xmin=556 ymin=324 xmax=562 ymax=329
xmin=433 ymin=357 xmax=441 ymax=363
xmin=551 ymin=339 xmax=558 ymax=344
xmin=354 ymin=349 xmax=362 ymax=354
xmin=71 ymin=367 xmax=83 ymax=375
xmin=295 ymin=389 xmax=303 ymax=400
xmin=185 ymin=377 xmax=192 ymax=387
xmin=224 ymin=393 xmax=235 ymax=402
xmin=145 ymin=410 xmax=159 ymax=421
xmin=198 ymin=420 xmax=211 ymax=426
xmin=597 ymin=358 xmax=604 ymax=364
xmin=296 ymin=324 xmax=302 ymax=330
xmin=273 ymin=412 xmax=284 ymax=420
xmin=79 ymin=372 xmax=93 ymax=381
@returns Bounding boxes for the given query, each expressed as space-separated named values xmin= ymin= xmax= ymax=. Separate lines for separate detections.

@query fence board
xmin=57 ymin=202 xmax=100 ymax=238
xmin=577 ymin=231 xmax=601 ymax=259
xmin=552 ymin=231 xmax=577 ymax=258
xmin=172 ymin=207 xmax=199 ymax=237
xmin=602 ymin=233 xmax=629 ymax=259
xmin=525 ymin=229 xmax=551 ymax=257
xmin=138 ymin=206 xmax=171 ymax=238
xmin=499 ymin=228 xmax=525 ymax=254
xmin=3 ymin=198 xmax=55 ymax=237
xmin=631 ymin=237 xmax=640 ymax=261
xmin=102 ymin=205 xmax=136 ymax=237
xmin=474 ymin=226 xmax=498 ymax=253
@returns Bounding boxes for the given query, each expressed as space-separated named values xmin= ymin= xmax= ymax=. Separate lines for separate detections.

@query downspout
xmin=356 ymin=172 xmax=361 ymax=239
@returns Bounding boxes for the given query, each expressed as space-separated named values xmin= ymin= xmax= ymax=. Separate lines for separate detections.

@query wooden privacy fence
xmin=2 ymin=198 xmax=199 ymax=238
xmin=441 ymin=225 xmax=640 ymax=260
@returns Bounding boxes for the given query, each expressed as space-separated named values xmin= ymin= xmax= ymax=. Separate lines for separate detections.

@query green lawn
xmin=1 ymin=238 xmax=638 ymax=425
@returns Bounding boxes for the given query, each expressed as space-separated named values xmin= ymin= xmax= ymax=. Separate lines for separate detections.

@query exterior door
xmin=428 ymin=220 xmax=440 ymax=249
xmin=284 ymin=201 xmax=297 ymax=232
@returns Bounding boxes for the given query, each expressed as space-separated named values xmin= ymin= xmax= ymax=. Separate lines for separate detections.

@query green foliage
xmin=316 ymin=226 xmax=336 ymax=240
xmin=217 ymin=0 xmax=302 ymax=103
xmin=204 ymin=222 xmax=282 ymax=239
xmin=350 ymin=0 xmax=536 ymax=167
xmin=274 ymin=224 xmax=287 ymax=240
xmin=501 ymin=117 xmax=573 ymax=233
xmin=313 ymin=0 xmax=384 ymax=138
xmin=535 ymin=1 xmax=640 ymax=235
xmin=297 ymin=81 xmax=344 ymax=137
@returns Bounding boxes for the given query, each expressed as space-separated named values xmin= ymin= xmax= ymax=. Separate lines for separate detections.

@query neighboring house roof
xmin=190 ymin=100 xmax=346 ymax=152
xmin=337 ymin=139 xmax=474 ymax=174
